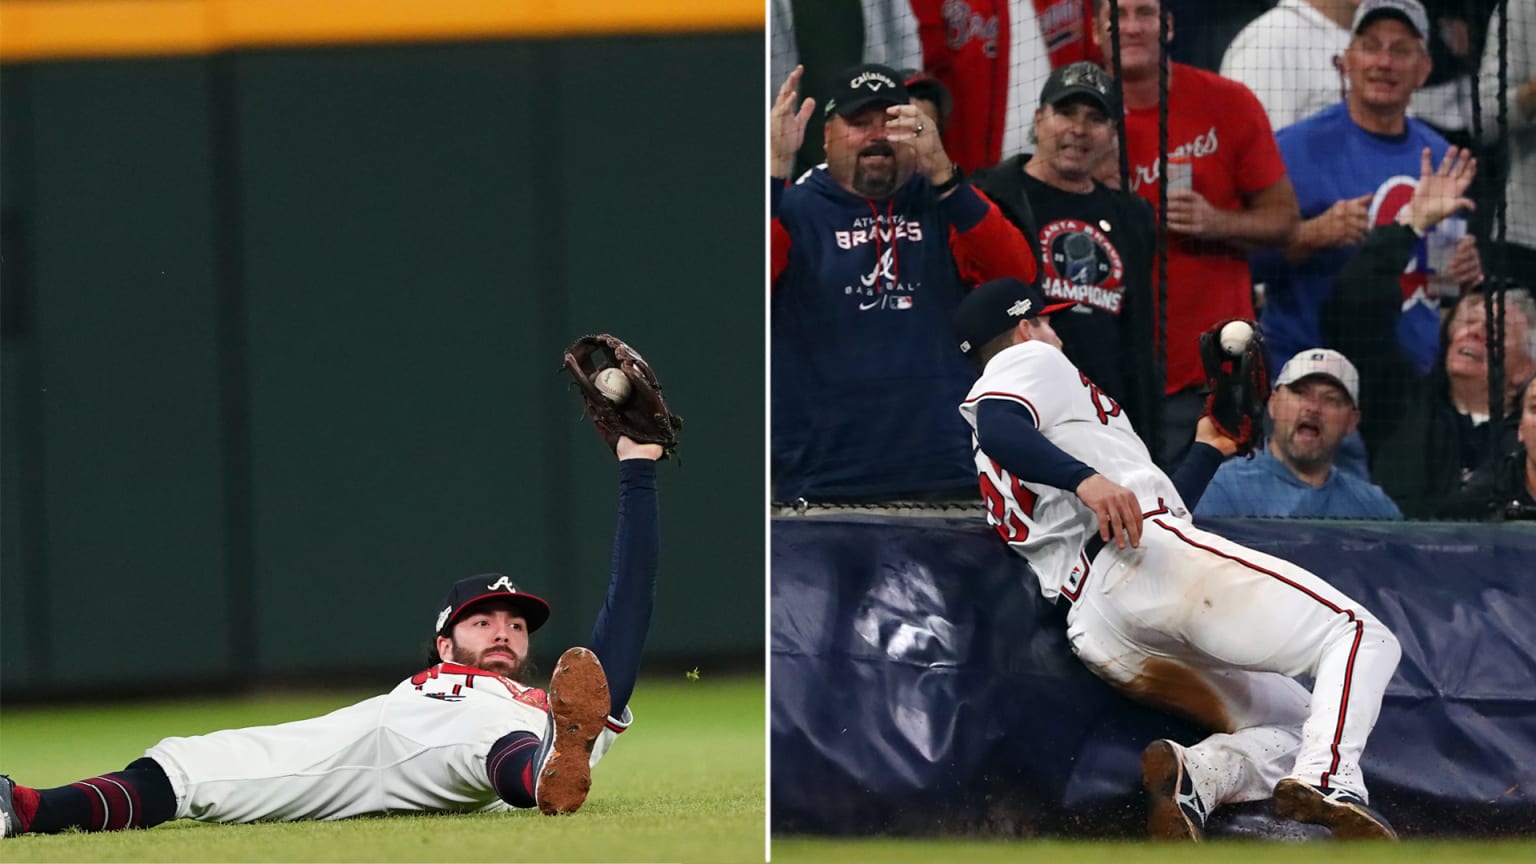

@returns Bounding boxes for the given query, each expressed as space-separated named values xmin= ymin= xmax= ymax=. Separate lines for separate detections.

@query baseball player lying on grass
xmin=953 ymin=277 xmax=1402 ymax=841
xmin=0 ymin=437 xmax=659 ymax=836
xmin=0 ymin=335 xmax=680 ymax=838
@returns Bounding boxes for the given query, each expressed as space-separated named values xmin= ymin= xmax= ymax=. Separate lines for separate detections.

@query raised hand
xmin=1403 ymin=146 xmax=1476 ymax=235
xmin=882 ymin=103 xmax=955 ymax=185
xmin=771 ymin=65 xmax=815 ymax=179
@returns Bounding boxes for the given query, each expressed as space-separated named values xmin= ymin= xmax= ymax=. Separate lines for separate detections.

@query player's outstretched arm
xmin=1192 ymin=416 xmax=1240 ymax=459
xmin=587 ymin=435 xmax=661 ymax=718
xmin=1168 ymin=417 xmax=1239 ymax=510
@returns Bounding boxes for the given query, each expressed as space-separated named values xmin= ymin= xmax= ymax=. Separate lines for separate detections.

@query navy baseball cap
xmin=1352 ymin=0 xmax=1428 ymax=38
xmin=434 ymin=573 xmax=551 ymax=637
xmin=954 ymin=277 xmax=1076 ymax=356
xmin=824 ymin=63 xmax=909 ymax=118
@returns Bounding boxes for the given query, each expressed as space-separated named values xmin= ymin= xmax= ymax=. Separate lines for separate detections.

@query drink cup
xmin=1425 ymin=216 xmax=1467 ymax=297
xmin=1167 ymin=156 xmax=1192 ymax=193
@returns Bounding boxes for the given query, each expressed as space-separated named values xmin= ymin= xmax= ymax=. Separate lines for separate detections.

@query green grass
xmin=770 ymin=837 xmax=1536 ymax=863
xmin=0 ymin=675 xmax=765 ymax=863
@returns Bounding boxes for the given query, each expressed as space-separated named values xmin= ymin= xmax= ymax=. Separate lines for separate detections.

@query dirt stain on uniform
xmin=1118 ymin=657 xmax=1234 ymax=733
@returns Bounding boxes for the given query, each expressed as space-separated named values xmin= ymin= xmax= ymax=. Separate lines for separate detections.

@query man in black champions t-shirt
xmin=975 ymin=62 xmax=1161 ymax=454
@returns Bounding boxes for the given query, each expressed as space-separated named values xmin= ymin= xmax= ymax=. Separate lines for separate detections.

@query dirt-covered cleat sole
xmin=1273 ymin=778 xmax=1398 ymax=840
xmin=535 ymin=647 xmax=611 ymax=816
xmin=0 ymin=775 xmax=20 ymax=838
xmin=1142 ymin=740 xmax=1207 ymax=841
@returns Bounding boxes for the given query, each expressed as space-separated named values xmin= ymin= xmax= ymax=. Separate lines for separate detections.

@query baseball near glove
xmin=561 ymin=334 xmax=682 ymax=459
xmin=1198 ymin=319 xmax=1269 ymax=457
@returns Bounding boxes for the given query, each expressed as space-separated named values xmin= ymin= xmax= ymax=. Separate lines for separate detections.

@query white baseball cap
xmin=1352 ymin=0 xmax=1429 ymax=39
xmin=1275 ymin=348 xmax=1361 ymax=405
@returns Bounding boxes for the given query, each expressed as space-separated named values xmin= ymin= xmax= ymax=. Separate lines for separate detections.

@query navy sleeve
xmin=587 ymin=459 xmax=659 ymax=718
xmin=1170 ymin=442 xmax=1227 ymax=509
xmin=938 ymin=181 xmax=990 ymax=230
xmin=975 ymin=399 xmax=1097 ymax=490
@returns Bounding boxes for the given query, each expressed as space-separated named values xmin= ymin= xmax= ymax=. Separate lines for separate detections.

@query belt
xmin=1056 ymin=535 xmax=1109 ymax=613
xmin=1084 ymin=534 xmax=1107 ymax=563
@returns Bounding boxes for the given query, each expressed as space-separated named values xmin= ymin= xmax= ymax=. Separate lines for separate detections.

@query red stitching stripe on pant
xmin=1152 ymin=518 xmax=1361 ymax=788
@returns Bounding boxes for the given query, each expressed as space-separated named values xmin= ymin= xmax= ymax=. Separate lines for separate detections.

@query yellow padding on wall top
xmin=0 ymin=0 xmax=764 ymax=62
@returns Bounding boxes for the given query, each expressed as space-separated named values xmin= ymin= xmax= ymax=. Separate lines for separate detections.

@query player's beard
xmin=851 ymin=142 xmax=900 ymax=198
xmin=451 ymin=642 xmax=526 ymax=680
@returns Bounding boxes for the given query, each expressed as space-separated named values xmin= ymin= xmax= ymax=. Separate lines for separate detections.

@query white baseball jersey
xmin=960 ymin=338 xmax=1400 ymax=810
xmin=959 ymin=340 xmax=1187 ymax=600
xmin=146 ymin=663 xmax=630 ymax=823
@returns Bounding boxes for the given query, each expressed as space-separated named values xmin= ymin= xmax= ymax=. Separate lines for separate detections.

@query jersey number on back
xmin=979 ymin=457 xmax=1039 ymax=543
xmin=1080 ymin=371 xmax=1122 ymax=425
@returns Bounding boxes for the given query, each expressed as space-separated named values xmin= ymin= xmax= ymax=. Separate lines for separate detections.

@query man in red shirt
xmin=1092 ymin=0 xmax=1300 ymax=467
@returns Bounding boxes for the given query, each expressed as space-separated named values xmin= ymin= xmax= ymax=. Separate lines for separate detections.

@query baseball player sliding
xmin=1 ymin=335 xmax=681 ymax=837
xmin=954 ymin=277 xmax=1401 ymax=841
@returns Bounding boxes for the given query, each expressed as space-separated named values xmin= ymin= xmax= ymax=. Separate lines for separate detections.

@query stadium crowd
xmin=770 ymin=0 xmax=1536 ymax=520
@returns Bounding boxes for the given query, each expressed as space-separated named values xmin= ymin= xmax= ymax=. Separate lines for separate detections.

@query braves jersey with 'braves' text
xmin=145 ymin=663 xmax=630 ymax=823
xmin=958 ymin=340 xmax=1187 ymax=599
xmin=1122 ymin=63 xmax=1288 ymax=395
xmin=771 ymin=167 xmax=1035 ymax=502
xmin=1257 ymin=102 xmax=1452 ymax=372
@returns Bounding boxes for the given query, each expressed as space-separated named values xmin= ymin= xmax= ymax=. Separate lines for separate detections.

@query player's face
xmin=825 ymin=104 xmax=913 ymax=199
xmin=1093 ymin=0 xmax=1166 ymax=78
xmin=1027 ymin=316 xmax=1064 ymax=351
xmin=1036 ymin=99 xmax=1114 ymax=185
xmin=1444 ymin=297 xmax=1535 ymax=387
xmin=1343 ymin=19 xmax=1430 ymax=114
xmin=441 ymin=603 xmax=530 ymax=678
xmin=1268 ymin=377 xmax=1358 ymax=470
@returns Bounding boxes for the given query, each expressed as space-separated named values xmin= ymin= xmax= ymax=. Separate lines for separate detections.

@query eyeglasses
xmin=1352 ymin=38 xmax=1422 ymax=63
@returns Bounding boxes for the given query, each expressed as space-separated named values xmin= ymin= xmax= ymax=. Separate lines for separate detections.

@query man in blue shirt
xmin=1197 ymin=348 xmax=1403 ymax=519
xmin=1252 ymin=0 xmax=1481 ymax=373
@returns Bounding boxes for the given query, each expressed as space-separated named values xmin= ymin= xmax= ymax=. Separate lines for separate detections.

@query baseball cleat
xmin=0 ymin=775 xmax=20 ymax=838
xmin=1273 ymin=778 xmax=1398 ymax=840
xmin=534 ymin=647 xmax=611 ymax=816
xmin=1142 ymin=739 xmax=1208 ymax=841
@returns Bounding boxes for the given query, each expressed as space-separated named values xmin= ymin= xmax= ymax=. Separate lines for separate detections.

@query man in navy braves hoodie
xmin=771 ymin=63 xmax=1037 ymax=504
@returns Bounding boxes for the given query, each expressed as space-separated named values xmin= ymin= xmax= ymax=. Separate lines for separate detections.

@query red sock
xmin=11 ymin=784 xmax=39 ymax=833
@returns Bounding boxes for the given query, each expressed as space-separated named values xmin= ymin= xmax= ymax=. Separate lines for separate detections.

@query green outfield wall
xmin=0 ymin=33 xmax=765 ymax=695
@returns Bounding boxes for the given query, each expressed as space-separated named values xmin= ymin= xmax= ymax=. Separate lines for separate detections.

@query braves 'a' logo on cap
xmin=1007 ymin=299 xmax=1033 ymax=317
xmin=486 ymin=575 xmax=518 ymax=592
